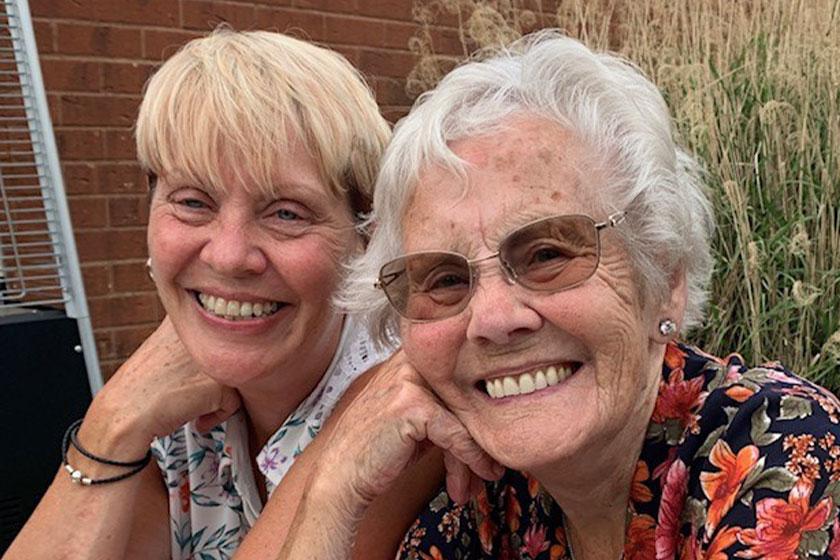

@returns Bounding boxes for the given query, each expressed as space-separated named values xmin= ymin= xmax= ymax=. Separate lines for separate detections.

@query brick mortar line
xmin=31 ymin=9 xmax=446 ymax=31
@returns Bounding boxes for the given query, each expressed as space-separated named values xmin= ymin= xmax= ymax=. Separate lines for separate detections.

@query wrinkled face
xmin=400 ymin=116 xmax=663 ymax=472
xmin=147 ymin=140 xmax=358 ymax=388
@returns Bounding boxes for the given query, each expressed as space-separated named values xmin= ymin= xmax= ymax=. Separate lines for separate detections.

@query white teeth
xmin=484 ymin=365 xmax=575 ymax=400
xmin=226 ymin=301 xmax=240 ymax=317
xmin=502 ymin=377 xmax=519 ymax=397
xmin=486 ymin=380 xmax=496 ymax=398
xmin=519 ymin=373 xmax=535 ymax=394
xmin=196 ymin=292 xmax=281 ymax=320
xmin=546 ymin=366 xmax=559 ymax=386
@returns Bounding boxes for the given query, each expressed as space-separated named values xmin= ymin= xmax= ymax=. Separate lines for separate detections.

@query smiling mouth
xmin=479 ymin=363 xmax=581 ymax=399
xmin=191 ymin=290 xmax=286 ymax=321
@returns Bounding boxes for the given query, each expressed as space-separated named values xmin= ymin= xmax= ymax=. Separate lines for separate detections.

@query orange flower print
xmin=504 ymin=486 xmax=522 ymax=533
xmin=652 ymin=367 xmax=706 ymax=434
xmin=420 ymin=545 xmax=445 ymax=560
xmin=705 ymin=526 xmax=740 ymax=560
xmin=631 ymin=460 xmax=653 ymax=504
xmin=678 ymin=525 xmax=701 ymax=560
xmin=475 ymin=483 xmax=496 ymax=554
xmin=526 ymin=472 xmax=541 ymax=498
xmin=477 ymin=514 xmax=497 ymax=556
xmin=178 ymin=480 xmax=190 ymax=513
xmin=624 ymin=514 xmax=656 ymax=560
xmin=664 ymin=343 xmax=687 ymax=371
xmin=550 ymin=527 xmax=567 ymax=560
xmin=736 ymin=480 xmax=833 ymax=559
xmin=700 ymin=440 xmax=760 ymax=536
xmin=725 ymin=385 xmax=755 ymax=403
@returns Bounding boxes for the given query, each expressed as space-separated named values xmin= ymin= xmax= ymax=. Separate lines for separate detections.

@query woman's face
xmin=147 ymin=140 xmax=358 ymax=388
xmin=400 ymin=116 xmax=667 ymax=474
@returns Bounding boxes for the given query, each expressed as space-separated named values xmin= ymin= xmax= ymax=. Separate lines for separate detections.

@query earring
xmin=145 ymin=257 xmax=154 ymax=281
xmin=659 ymin=319 xmax=677 ymax=337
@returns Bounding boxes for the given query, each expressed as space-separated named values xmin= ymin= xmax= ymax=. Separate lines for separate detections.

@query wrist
xmin=306 ymin=463 xmax=371 ymax=528
xmin=79 ymin=397 xmax=156 ymax=462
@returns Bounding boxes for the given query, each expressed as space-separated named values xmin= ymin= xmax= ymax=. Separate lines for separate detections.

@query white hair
xmin=338 ymin=30 xmax=715 ymax=347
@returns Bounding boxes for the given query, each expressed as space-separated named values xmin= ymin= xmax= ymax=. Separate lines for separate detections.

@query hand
xmin=80 ymin=317 xmax=241 ymax=459
xmin=315 ymin=351 xmax=503 ymax=509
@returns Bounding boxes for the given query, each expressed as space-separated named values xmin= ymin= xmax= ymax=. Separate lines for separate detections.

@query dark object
xmin=67 ymin=418 xmax=149 ymax=468
xmin=0 ymin=310 xmax=92 ymax=553
xmin=61 ymin=419 xmax=151 ymax=485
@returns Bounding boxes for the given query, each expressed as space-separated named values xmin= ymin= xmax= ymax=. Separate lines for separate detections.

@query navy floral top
xmin=398 ymin=342 xmax=840 ymax=559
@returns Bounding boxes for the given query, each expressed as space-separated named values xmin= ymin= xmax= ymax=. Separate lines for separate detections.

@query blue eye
xmin=276 ymin=208 xmax=301 ymax=221
xmin=179 ymin=198 xmax=207 ymax=209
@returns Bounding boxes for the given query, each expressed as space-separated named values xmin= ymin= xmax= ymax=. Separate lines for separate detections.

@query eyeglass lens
xmin=380 ymin=214 xmax=601 ymax=321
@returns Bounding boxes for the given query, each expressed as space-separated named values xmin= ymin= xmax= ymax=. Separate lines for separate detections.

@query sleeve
xmin=684 ymin=366 xmax=840 ymax=558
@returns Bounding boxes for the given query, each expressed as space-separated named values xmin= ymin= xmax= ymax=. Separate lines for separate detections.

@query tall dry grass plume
xmin=409 ymin=0 xmax=840 ymax=391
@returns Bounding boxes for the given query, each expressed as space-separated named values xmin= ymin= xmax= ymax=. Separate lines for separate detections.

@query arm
xmin=6 ymin=455 xmax=170 ymax=560
xmin=4 ymin=317 xmax=240 ymax=560
xmin=278 ymin=352 xmax=504 ymax=560
xmin=234 ymin=366 xmax=446 ymax=559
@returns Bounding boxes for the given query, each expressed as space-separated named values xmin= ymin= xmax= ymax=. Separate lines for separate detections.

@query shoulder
xmin=669 ymin=347 xmax=840 ymax=553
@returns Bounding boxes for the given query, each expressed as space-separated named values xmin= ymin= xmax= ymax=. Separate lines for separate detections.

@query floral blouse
xmin=399 ymin=342 xmax=840 ymax=559
xmin=150 ymin=315 xmax=390 ymax=559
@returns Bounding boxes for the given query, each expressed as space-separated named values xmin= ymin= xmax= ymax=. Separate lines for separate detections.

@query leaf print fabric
xmin=398 ymin=342 xmax=840 ymax=559
xmin=150 ymin=315 xmax=389 ymax=559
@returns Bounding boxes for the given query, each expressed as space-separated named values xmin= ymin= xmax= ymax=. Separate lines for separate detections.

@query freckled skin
xmin=401 ymin=115 xmax=671 ymax=494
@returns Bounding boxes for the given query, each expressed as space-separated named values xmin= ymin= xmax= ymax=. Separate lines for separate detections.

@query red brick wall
xmin=27 ymin=1 xmax=460 ymax=379
xmin=30 ymin=0 xmax=557 ymax=379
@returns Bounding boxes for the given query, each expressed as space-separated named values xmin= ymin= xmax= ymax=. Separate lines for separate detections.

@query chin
xmin=191 ymin=345 xmax=275 ymax=388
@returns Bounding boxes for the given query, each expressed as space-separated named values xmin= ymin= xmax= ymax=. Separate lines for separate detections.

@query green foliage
xmin=410 ymin=0 xmax=840 ymax=391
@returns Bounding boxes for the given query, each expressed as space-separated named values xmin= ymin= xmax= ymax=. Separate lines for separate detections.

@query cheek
xmin=277 ymin=237 xmax=350 ymax=300
xmin=403 ymin=320 xmax=464 ymax=387
xmin=147 ymin=215 xmax=196 ymax=282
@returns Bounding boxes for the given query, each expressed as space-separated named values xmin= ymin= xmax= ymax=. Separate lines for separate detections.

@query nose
xmin=199 ymin=216 xmax=267 ymax=277
xmin=465 ymin=272 xmax=542 ymax=346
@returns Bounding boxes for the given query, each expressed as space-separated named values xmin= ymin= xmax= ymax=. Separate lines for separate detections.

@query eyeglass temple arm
xmin=595 ymin=211 xmax=626 ymax=231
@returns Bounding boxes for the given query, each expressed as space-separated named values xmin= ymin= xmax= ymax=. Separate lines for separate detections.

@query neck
xmin=539 ymin=345 xmax=664 ymax=557
xmin=238 ymin=316 xmax=346 ymax=451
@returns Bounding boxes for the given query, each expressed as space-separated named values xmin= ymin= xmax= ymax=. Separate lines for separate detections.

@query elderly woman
xmin=5 ymin=28 xmax=424 ymax=559
xmin=279 ymin=32 xmax=840 ymax=558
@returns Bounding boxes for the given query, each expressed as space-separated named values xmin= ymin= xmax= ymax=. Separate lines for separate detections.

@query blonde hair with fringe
xmin=135 ymin=27 xmax=390 ymax=213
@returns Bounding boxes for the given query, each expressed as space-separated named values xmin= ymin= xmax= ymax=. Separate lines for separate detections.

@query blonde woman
xmin=6 ymin=28 xmax=435 ymax=559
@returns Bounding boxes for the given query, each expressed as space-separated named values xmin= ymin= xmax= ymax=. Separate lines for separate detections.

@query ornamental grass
xmin=409 ymin=0 xmax=840 ymax=392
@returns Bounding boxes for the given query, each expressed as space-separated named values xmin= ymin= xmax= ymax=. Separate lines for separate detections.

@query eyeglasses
xmin=375 ymin=212 xmax=626 ymax=322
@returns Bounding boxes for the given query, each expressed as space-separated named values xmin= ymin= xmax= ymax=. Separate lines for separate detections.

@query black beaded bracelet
xmin=61 ymin=419 xmax=151 ymax=486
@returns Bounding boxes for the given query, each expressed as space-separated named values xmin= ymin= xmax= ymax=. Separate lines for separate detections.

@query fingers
xmin=194 ymin=388 xmax=241 ymax=432
xmin=443 ymin=451 xmax=472 ymax=504
xmin=426 ymin=406 xmax=504 ymax=484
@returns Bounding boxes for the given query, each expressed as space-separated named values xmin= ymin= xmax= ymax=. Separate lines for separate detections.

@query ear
xmin=650 ymin=266 xmax=688 ymax=343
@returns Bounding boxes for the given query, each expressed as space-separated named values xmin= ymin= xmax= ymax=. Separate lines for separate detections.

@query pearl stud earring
xmin=659 ymin=319 xmax=677 ymax=336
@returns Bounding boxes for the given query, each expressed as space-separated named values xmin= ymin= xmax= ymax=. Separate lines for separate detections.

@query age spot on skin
xmin=537 ymin=148 xmax=554 ymax=165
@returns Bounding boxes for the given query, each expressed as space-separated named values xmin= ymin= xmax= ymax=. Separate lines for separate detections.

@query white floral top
xmin=150 ymin=315 xmax=389 ymax=559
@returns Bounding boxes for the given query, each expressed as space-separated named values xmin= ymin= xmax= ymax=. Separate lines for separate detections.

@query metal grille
xmin=0 ymin=0 xmax=102 ymax=392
